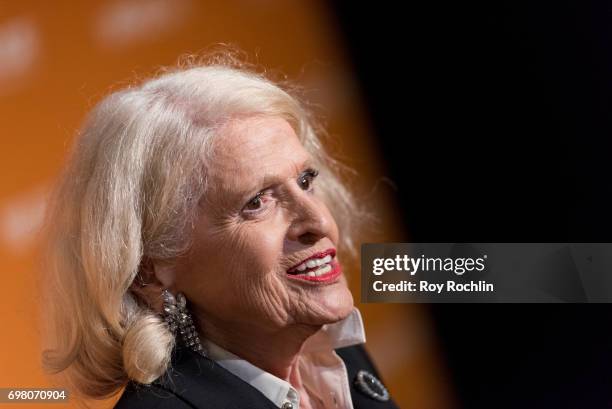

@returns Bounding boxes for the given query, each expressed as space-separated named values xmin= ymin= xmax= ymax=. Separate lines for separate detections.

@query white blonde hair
xmin=41 ymin=55 xmax=363 ymax=399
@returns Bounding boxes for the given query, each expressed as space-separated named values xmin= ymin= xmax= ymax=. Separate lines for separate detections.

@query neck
xmin=195 ymin=315 xmax=321 ymax=381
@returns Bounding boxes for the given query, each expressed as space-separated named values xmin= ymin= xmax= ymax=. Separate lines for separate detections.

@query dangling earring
xmin=161 ymin=289 xmax=205 ymax=356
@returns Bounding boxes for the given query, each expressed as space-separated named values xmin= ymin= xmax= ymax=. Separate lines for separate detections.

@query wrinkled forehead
xmin=203 ymin=116 xmax=313 ymax=202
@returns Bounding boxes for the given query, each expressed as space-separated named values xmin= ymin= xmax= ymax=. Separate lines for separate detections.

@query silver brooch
xmin=354 ymin=369 xmax=390 ymax=402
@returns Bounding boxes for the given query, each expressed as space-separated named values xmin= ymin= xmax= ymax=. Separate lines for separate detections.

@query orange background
xmin=0 ymin=1 xmax=454 ymax=408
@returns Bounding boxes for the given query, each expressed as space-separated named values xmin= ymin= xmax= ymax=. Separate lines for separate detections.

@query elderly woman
xmin=42 ymin=58 xmax=398 ymax=409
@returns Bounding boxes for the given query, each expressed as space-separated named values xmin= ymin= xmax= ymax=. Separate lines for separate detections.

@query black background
xmin=331 ymin=1 xmax=612 ymax=408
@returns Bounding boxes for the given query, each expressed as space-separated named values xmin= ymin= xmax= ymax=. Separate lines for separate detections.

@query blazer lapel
xmin=155 ymin=345 xmax=279 ymax=409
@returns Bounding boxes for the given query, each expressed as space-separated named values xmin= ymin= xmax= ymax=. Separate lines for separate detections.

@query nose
xmin=285 ymin=191 xmax=333 ymax=246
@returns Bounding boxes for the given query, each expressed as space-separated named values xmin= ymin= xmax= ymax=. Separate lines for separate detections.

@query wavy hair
xmin=41 ymin=54 xmax=364 ymax=399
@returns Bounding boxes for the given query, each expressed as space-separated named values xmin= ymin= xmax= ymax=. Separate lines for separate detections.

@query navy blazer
xmin=115 ymin=344 xmax=399 ymax=409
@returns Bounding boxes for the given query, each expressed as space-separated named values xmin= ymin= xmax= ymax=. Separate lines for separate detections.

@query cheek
xmin=180 ymin=215 xmax=291 ymax=322
xmin=225 ymin=220 xmax=291 ymax=315
xmin=228 ymin=211 xmax=289 ymax=276
xmin=238 ymin=226 xmax=283 ymax=272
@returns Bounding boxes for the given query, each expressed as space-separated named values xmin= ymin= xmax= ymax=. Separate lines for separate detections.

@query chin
xmin=307 ymin=287 xmax=354 ymax=325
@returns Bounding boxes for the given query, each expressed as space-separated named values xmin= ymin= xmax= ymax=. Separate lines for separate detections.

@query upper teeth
xmin=294 ymin=255 xmax=332 ymax=272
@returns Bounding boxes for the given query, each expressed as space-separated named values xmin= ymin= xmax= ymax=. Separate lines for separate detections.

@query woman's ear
xmin=130 ymin=257 xmax=176 ymax=312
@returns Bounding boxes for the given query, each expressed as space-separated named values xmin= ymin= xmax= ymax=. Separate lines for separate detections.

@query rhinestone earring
xmin=161 ymin=289 xmax=205 ymax=356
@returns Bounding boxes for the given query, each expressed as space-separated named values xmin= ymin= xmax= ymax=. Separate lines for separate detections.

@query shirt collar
xmin=203 ymin=307 xmax=366 ymax=409
xmin=302 ymin=306 xmax=366 ymax=353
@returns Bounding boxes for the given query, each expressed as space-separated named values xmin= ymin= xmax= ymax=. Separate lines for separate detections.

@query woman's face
xmin=170 ymin=116 xmax=354 ymax=332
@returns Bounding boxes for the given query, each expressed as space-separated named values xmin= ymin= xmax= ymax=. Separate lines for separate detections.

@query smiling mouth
xmin=286 ymin=249 xmax=342 ymax=283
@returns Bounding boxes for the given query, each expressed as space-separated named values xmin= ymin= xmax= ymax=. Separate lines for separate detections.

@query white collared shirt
xmin=203 ymin=308 xmax=366 ymax=409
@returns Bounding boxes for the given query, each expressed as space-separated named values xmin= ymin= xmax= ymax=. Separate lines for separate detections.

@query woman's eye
xmin=244 ymin=193 xmax=264 ymax=211
xmin=298 ymin=168 xmax=319 ymax=191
